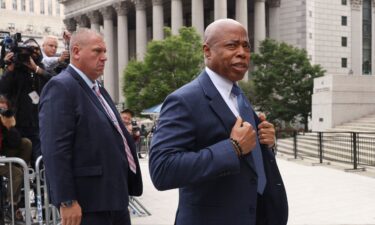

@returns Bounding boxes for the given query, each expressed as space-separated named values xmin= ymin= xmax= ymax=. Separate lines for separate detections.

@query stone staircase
xmin=276 ymin=113 xmax=375 ymax=167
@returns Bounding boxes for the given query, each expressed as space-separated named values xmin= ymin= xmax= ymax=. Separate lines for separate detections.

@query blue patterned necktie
xmin=231 ymin=83 xmax=267 ymax=194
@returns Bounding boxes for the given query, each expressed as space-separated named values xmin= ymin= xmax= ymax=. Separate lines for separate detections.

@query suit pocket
xmin=73 ymin=166 xmax=102 ymax=177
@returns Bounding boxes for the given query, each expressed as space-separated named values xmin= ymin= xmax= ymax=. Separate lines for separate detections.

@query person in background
xmin=0 ymin=95 xmax=32 ymax=223
xmin=39 ymin=28 xmax=142 ymax=225
xmin=149 ymin=19 xmax=288 ymax=225
xmin=0 ymin=38 xmax=52 ymax=168
xmin=41 ymin=35 xmax=69 ymax=74
xmin=120 ymin=109 xmax=142 ymax=158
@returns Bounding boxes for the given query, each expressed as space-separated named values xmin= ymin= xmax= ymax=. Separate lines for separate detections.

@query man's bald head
xmin=203 ymin=19 xmax=250 ymax=82
xmin=69 ymin=28 xmax=102 ymax=53
xmin=69 ymin=28 xmax=107 ymax=80
xmin=204 ymin=19 xmax=246 ymax=46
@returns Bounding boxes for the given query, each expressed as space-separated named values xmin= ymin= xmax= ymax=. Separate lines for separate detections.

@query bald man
xmin=39 ymin=28 xmax=142 ymax=225
xmin=149 ymin=19 xmax=288 ymax=225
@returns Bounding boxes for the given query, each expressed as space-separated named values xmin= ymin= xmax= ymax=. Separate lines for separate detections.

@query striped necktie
xmin=231 ymin=83 xmax=266 ymax=194
xmin=93 ymin=84 xmax=137 ymax=174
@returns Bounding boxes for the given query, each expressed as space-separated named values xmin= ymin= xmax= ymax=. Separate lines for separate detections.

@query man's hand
xmin=23 ymin=57 xmax=37 ymax=72
xmin=258 ymin=113 xmax=276 ymax=147
xmin=0 ymin=115 xmax=16 ymax=129
xmin=230 ymin=117 xmax=257 ymax=155
xmin=4 ymin=52 xmax=14 ymax=64
xmin=59 ymin=50 xmax=70 ymax=62
xmin=4 ymin=52 xmax=15 ymax=72
xmin=60 ymin=201 xmax=82 ymax=225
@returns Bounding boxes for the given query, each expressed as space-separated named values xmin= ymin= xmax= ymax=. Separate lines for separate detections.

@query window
xmin=309 ymin=33 xmax=312 ymax=39
xmin=56 ymin=2 xmax=60 ymax=15
xmin=341 ymin=58 xmax=347 ymax=68
xmin=29 ymin=0 xmax=34 ymax=12
xmin=309 ymin=11 xmax=312 ymax=17
xmin=8 ymin=23 xmax=15 ymax=30
xmin=363 ymin=0 xmax=372 ymax=74
xmin=341 ymin=16 xmax=347 ymax=26
xmin=48 ymin=0 xmax=52 ymax=15
xmin=0 ymin=0 xmax=5 ymax=9
xmin=40 ymin=0 xmax=45 ymax=14
xmin=342 ymin=0 xmax=347 ymax=5
xmin=341 ymin=37 xmax=347 ymax=47
xmin=21 ymin=0 xmax=26 ymax=11
xmin=12 ymin=0 xmax=17 ymax=10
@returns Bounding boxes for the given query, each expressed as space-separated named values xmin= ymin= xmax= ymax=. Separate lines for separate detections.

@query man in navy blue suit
xmin=39 ymin=28 xmax=142 ymax=225
xmin=149 ymin=19 xmax=288 ymax=225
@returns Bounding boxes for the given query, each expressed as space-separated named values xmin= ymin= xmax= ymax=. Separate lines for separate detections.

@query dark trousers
xmin=17 ymin=127 xmax=40 ymax=168
xmin=81 ymin=209 xmax=131 ymax=225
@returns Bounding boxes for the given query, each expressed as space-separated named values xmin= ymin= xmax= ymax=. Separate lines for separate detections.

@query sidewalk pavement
xmin=131 ymin=155 xmax=375 ymax=225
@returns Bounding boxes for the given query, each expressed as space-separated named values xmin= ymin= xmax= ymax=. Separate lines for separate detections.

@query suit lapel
xmin=198 ymin=70 xmax=257 ymax=173
xmin=198 ymin=71 xmax=236 ymax=135
xmin=67 ymin=66 xmax=119 ymax=131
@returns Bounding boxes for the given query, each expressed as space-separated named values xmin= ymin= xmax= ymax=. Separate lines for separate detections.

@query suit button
xmin=250 ymin=178 xmax=257 ymax=184
xmin=249 ymin=207 xmax=255 ymax=213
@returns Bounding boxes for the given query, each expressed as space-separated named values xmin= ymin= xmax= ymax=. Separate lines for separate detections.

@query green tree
xmin=123 ymin=27 xmax=203 ymax=114
xmin=250 ymin=39 xmax=325 ymax=131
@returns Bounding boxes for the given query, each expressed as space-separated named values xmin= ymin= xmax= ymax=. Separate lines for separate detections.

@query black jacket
xmin=0 ymin=66 xmax=51 ymax=129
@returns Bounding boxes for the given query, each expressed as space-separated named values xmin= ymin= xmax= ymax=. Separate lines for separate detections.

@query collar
xmin=205 ymin=66 xmax=236 ymax=99
xmin=69 ymin=64 xmax=96 ymax=90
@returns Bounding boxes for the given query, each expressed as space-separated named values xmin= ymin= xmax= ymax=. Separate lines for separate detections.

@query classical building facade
xmin=60 ymin=0 xmax=375 ymax=130
xmin=0 ymin=0 xmax=65 ymax=47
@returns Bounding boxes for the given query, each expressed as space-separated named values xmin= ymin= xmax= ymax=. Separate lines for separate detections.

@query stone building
xmin=0 ymin=0 xmax=65 ymax=48
xmin=60 ymin=0 xmax=375 ymax=130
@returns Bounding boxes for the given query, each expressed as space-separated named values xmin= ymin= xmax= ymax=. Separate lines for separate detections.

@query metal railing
xmin=1 ymin=155 xmax=152 ymax=225
xmin=0 ymin=157 xmax=33 ymax=225
xmin=276 ymin=131 xmax=375 ymax=169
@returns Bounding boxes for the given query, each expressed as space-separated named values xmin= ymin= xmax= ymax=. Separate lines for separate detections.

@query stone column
xmin=114 ymin=1 xmax=129 ymax=103
xmin=236 ymin=0 xmax=248 ymax=30
xmin=268 ymin=0 xmax=281 ymax=41
xmin=75 ymin=15 xmax=90 ymax=28
xmin=152 ymin=0 xmax=164 ymax=40
xmin=254 ymin=0 xmax=266 ymax=52
xmin=87 ymin=11 xmax=101 ymax=32
xmin=135 ymin=0 xmax=147 ymax=60
xmin=64 ymin=18 xmax=77 ymax=32
xmin=214 ymin=0 xmax=227 ymax=19
xmin=351 ymin=0 xmax=362 ymax=75
xmin=171 ymin=0 xmax=183 ymax=35
xmin=99 ymin=6 xmax=117 ymax=100
xmin=192 ymin=0 xmax=204 ymax=37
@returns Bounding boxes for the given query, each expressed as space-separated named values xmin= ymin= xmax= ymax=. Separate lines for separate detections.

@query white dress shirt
xmin=205 ymin=67 xmax=240 ymax=117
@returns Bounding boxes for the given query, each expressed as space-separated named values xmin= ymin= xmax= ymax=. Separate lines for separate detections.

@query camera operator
xmin=41 ymin=35 xmax=69 ymax=75
xmin=0 ymin=95 xmax=32 ymax=222
xmin=0 ymin=38 xmax=52 ymax=167
xmin=120 ymin=109 xmax=143 ymax=158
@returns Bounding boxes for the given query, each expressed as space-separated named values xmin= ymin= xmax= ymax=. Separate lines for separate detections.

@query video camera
xmin=0 ymin=108 xmax=15 ymax=118
xmin=0 ymin=31 xmax=34 ymax=66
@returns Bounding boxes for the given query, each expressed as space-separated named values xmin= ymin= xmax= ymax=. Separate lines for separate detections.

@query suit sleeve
xmin=149 ymin=93 xmax=240 ymax=191
xmin=39 ymin=79 xmax=77 ymax=206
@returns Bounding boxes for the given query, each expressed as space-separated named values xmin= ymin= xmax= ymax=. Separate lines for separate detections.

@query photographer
xmin=0 ymin=38 xmax=52 ymax=167
xmin=120 ymin=109 xmax=143 ymax=158
xmin=0 ymin=95 xmax=32 ymax=222
xmin=41 ymin=35 xmax=69 ymax=74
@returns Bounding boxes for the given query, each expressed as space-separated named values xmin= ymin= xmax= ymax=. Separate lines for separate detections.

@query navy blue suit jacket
xmin=39 ymin=66 xmax=142 ymax=212
xmin=149 ymin=71 xmax=288 ymax=225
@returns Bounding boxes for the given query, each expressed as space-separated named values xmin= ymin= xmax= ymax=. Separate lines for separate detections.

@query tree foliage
xmin=250 ymin=39 xmax=325 ymax=131
xmin=123 ymin=27 xmax=203 ymax=114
